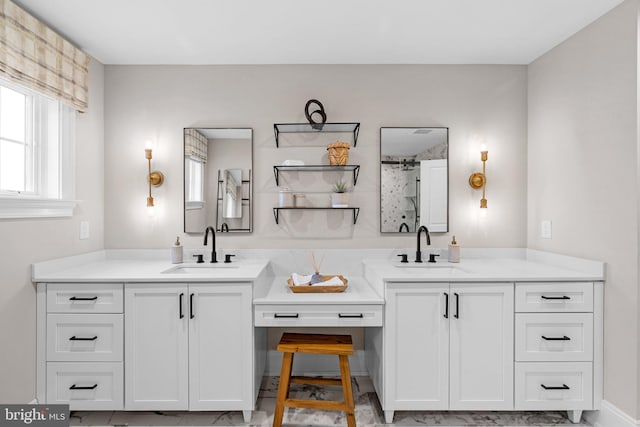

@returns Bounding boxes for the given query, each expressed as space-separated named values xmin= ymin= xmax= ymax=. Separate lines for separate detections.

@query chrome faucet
xmin=203 ymin=226 xmax=217 ymax=263
xmin=415 ymin=225 xmax=431 ymax=263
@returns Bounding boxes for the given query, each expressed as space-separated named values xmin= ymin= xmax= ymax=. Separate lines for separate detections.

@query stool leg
xmin=339 ymin=355 xmax=356 ymax=427
xmin=273 ymin=352 xmax=294 ymax=427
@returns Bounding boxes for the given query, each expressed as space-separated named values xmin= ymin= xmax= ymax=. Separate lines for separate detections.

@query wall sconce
xmin=145 ymin=141 xmax=164 ymax=215
xmin=469 ymin=144 xmax=488 ymax=208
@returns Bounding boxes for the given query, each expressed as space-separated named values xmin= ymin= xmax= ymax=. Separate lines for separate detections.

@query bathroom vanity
xmin=32 ymin=249 xmax=603 ymax=424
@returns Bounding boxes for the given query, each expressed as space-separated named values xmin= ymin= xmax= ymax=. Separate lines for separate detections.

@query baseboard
xmin=265 ymin=350 xmax=367 ymax=376
xmin=584 ymin=401 xmax=640 ymax=427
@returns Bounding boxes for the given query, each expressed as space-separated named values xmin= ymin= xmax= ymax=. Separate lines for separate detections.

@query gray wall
xmin=104 ymin=65 xmax=528 ymax=250
xmin=0 ymin=59 xmax=105 ymax=403
xmin=528 ymin=0 xmax=639 ymax=418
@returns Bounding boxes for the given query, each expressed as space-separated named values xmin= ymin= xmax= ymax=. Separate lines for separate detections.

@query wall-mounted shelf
xmin=273 ymin=123 xmax=360 ymax=147
xmin=273 ymin=165 xmax=361 ymax=186
xmin=273 ymin=207 xmax=360 ymax=224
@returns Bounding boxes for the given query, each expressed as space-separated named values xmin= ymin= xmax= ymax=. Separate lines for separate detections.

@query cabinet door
xmin=385 ymin=284 xmax=449 ymax=410
xmin=125 ymin=284 xmax=188 ymax=410
xmin=188 ymin=284 xmax=252 ymax=410
xmin=449 ymin=283 xmax=514 ymax=410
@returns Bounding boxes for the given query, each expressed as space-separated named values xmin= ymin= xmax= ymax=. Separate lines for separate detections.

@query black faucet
xmin=415 ymin=225 xmax=431 ymax=263
xmin=203 ymin=226 xmax=217 ymax=263
xmin=221 ymin=223 xmax=229 ymax=232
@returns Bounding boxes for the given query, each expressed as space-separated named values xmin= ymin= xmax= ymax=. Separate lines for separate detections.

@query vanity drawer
xmin=515 ymin=313 xmax=593 ymax=361
xmin=254 ymin=304 xmax=383 ymax=327
xmin=515 ymin=362 xmax=592 ymax=410
xmin=515 ymin=283 xmax=593 ymax=312
xmin=47 ymin=314 xmax=123 ymax=362
xmin=47 ymin=283 xmax=123 ymax=313
xmin=46 ymin=362 xmax=123 ymax=410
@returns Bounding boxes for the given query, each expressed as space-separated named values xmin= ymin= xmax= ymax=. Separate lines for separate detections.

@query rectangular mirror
xmin=380 ymin=127 xmax=448 ymax=233
xmin=184 ymin=128 xmax=253 ymax=233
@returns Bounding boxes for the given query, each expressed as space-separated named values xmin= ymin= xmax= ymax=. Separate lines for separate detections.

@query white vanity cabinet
xmin=382 ymin=282 xmax=514 ymax=422
xmin=39 ymin=283 xmax=124 ymax=410
xmin=124 ymin=283 xmax=253 ymax=419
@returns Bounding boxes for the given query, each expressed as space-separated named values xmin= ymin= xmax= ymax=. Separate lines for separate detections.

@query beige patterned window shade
xmin=184 ymin=129 xmax=208 ymax=163
xmin=0 ymin=0 xmax=90 ymax=112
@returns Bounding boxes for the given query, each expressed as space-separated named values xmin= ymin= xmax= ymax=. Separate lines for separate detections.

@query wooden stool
xmin=272 ymin=332 xmax=356 ymax=427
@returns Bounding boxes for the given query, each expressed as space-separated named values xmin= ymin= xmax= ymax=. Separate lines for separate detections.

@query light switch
xmin=540 ymin=220 xmax=552 ymax=239
xmin=80 ymin=221 xmax=90 ymax=240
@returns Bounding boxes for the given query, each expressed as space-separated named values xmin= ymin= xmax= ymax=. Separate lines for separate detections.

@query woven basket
xmin=327 ymin=142 xmax=350 ymax=166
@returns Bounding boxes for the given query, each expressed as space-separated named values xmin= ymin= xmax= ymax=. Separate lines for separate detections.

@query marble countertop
xmin=253 ymin=276 xmax=384 ymax=305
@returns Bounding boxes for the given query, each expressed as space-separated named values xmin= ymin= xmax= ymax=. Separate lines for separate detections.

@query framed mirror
xmin=183 ymin=128 xmax=253 ymax=233
xmin=380 ymin=127 xmax=448 ymax=233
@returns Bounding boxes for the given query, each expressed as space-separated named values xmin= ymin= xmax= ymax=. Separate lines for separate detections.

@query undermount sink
xmin=162 ymin=264 xmax=239 ymax=274
xmin=394 ymin=264 xmax=464 ymax=274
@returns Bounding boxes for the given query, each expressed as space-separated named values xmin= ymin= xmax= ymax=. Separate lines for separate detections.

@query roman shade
xmin=184 ymin=129 xmax=208 ymax=162
xmin=0 ymin=0 xmax=90 ymax=112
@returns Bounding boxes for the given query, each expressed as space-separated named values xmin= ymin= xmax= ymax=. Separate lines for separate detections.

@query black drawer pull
xmin=444 ymin=292 xmax=449 ymax=319
xmin=190 ymin=293 xmax=195 ymax=319
xmin=179 ymin=293 xmax=184 ymax=319
xmin=69 ymin=336 xmax=98 ymax=341
xmin=69 ymin=296 xmax=98 ymax=301
xmin=542 ymin=335 xmax=571 ymax=341
xmin=69 ymin=384 xmax=98 ymax=390
xmin=338 ymin=313 xmax=363 ymax=318
xmin=541 ymin=383 xmax=570 ymax=390
xmin=541 ymin=295 xmax=570 ymax=300
xmin=454 ymin=293 xmax=460 ymax=319
xmin=274 ymin=313 xmax=299 ymax=318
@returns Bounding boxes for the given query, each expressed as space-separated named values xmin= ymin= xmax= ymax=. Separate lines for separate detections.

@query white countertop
xmin=253 ymin=276 xmax=384 ymax=305
xmin=363 ymin=252 xmax=605 ymax=283
xmin=32 ymin=250 xmax=270 ymax=283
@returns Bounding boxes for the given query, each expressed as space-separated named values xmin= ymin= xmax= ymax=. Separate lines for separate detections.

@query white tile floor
xmin=69 ymin=377 xmax=591 ymax=426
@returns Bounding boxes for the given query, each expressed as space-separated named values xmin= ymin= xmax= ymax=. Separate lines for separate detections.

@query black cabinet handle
xmin=69 ymin=336 xmax=97 ymax=341
xmin=274 ymin=313 xmax=299 ymax=318
xmin=179 ymin=293 xmax=184 ymax=319
xmin=541 ymin=295 xmax=570 ymax=300
xmin=454 ymin=293 xmax=459 ymax=319
xmin=444 ymin=292 xmax=449 ymax=318
xmin=69 ymin=296 xmax=98 ymax=301
xmin=69 ymin=384 xmax=98 ymax=390
xmin=338 ymin=313 xmax=363 ymax=318
xmin=541 ymin=384 xmax=570 ymax=390
xmin=542 ymin=335 xmax=571 ymax=341
xmin=189 ymin=293 xmax=195 ymax=319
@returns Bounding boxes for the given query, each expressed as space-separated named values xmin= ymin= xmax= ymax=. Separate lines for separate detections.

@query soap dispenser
xmin=448 ymin=235 xmax=460 ymax=263
xmin=171 ymin=236 xmax=183 ymax=264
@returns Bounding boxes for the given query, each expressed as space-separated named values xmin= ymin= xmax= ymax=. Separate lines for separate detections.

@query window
xmin=0 ymin=78 xmax=77 ymax=218
xmin=185 ymin=157 xmax=204 ymax=210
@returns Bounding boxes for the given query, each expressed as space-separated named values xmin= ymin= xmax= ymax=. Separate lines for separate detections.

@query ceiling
xmin=14 ymin=0 xmax=624 ymax=65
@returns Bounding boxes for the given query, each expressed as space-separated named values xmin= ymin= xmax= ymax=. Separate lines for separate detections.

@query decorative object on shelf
xmin=469 ymin=144 xmax=488 ymax=209
xmin=327 ymin=141 xmax=350 ymax=166
xmin=144 ymin=140 xmax=164 ymax=216
xmin=331 ymin=180 xmax=349 ymax=207
xmin=278 ymin=188 xmax=294 ymax=207
xmin=304 ymin=99 xmax=327 ymax=130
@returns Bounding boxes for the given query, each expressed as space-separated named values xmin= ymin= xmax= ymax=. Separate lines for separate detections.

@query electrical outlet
xmin=80 ymin=221 xmax=90 ymax=240
xmin=540 ymin=220 xmax=552 ymax=239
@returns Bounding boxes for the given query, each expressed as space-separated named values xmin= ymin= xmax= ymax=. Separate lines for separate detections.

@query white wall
xmin=104 ymin=65 xmax=527 ymax=250
xmin=527 ymin=0 xmax=639 ymax=418
xmin=0 ymin=59 xmax=105 ymax=403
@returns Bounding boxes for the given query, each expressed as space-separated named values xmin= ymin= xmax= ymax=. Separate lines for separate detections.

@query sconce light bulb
xmin=147 ymin=205 xmax=155 ymax=217
xmin=145 ymin=139 xmax=154 ymax=150
xmin=480 ymin=143 xmax=488 ymax=152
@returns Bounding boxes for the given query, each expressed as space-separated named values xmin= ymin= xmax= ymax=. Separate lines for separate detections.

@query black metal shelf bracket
xmin=273 ymin=165 xmax=361 ymax=186
xmin=272 ymin=207 xmax=360 ymax=225
xmin=273 ymin=123 xmax=360 ymax=147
